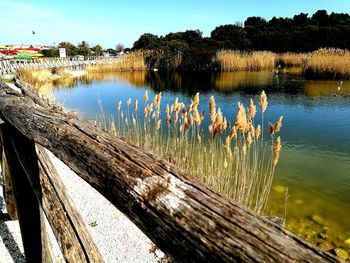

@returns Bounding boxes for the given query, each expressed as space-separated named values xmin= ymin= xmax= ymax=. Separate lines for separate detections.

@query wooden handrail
xmin=0 ymin=80 xmax=340 ymax=262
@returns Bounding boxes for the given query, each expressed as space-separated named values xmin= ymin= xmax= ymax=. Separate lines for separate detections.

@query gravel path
xmin=0 ymin=149 xmax=164 ymax=262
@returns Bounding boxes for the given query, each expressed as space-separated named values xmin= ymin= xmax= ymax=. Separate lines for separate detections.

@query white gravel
xmin=0 ymin=150 xmax=164 ymax=262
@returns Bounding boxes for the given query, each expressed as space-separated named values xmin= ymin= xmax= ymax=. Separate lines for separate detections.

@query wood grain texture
xmin=0 ymin=122 xmax=43 ymax=263
xmin=37 ymin=145 xmax=104 ymax=263
xmin=0 ymin=80 xmax=341 ymax=262
xmin=1 ymin=119 xmax=104 ymax=263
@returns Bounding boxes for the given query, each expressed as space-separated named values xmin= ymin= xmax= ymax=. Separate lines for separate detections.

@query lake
xmin=45 ymin=70 xmax=350 ymax=252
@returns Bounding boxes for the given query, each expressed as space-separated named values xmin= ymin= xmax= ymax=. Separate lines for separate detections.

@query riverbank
xmin=0 ymin=148 xmax=165 ymax=262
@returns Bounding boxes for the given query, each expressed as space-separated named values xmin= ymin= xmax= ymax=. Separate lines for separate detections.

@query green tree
xmin=41 ymin=49 xmax=58 ymax=57
xmin=92 ymin=44 xmax=103 ymax=56
xmin=211 ymin=24 xmax=251 ymax=49
xmin=133 ymin=33 xmax=159 ymax=50
xmin=58 ymin=42 xmax=78 ymax=56
xmin=78 ymin=41 xmax=92 ymax=57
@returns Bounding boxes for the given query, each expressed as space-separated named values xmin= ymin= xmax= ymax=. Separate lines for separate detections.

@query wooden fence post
xmin=0 ymin=122 xmax=47 ymax=263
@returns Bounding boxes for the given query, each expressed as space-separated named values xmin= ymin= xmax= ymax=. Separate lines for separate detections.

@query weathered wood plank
xmin=1 ymin=119 xmax=104 ymax=262
xmin=40 ymin=209 xmax=56 ymax=263
xmin=0 ymin=146 xmax=18 ymax=220
xmin=0 ymin=81 xmax=341 ymax=262
xmin=36 ymin=145 xmax=104 ymax=263
xmin=0 ymin=122 xmax=43 ymax=263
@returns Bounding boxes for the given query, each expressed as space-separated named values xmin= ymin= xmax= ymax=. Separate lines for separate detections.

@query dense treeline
xmin=132 ymin=10 xmax=350 ymax=71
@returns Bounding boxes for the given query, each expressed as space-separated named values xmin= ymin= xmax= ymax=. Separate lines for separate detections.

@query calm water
xmin=47 ymin=70 xmax=350 ymax=251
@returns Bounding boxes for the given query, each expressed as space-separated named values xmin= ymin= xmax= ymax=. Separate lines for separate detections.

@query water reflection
xmin=51 ymin=70 xmax=350 ymax=253
xmin=46 ymin=70 xmax=350 ymax=98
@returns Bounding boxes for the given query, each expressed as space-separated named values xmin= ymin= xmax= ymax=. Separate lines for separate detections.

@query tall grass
xmin=17 ymin=67 xmax=72 ymax=87
xmin=303 ymin=48 xmax=350 ymax=79
xmin=99 ymin=91 xmax=283 ymax=215
xmin=277 ymin=52 xmax=309 ymax=67
xmin=86 ymin=51 xmax=147 ymax=72
xmin=215 ymin=50 xmax=277 ymax=71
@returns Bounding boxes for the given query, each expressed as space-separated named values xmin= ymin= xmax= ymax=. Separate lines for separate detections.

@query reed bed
xmin=17 ymin=67 xmax=72 ymax=87
xmin=215 ymin=50 xmax=277 ymax=71
xmin=99 ymin=90 xmax=283 ymax=215
xmin=86 ymin=51 xmax=147 ymax=72
xmin=303 ymin=48 xmax=350 ymax=79
xmin=277 ymin=52 xmax=309 ymax=67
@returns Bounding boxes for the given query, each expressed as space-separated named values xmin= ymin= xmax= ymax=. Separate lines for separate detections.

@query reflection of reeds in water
xmin=84 ymin=71 xmax=148 ymax=87
xmin=99 ymin=91 xmax=283 ymax=215
xmin=215 ymin=50 xmax=277 ymax=71
xmin=304 ymin=80 xmax=350 ymax=96
xmin=214 ymin=71 xmax=274 ymax=91
xmin=86 ymin=51 xmax=147 ymax=72
xmin=304 ymin=48 xmax=350 ymax=79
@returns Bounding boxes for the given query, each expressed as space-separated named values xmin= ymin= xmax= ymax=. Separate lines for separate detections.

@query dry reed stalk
xmin=215 ymin=50 xmax=277 ymax=71
xmin=278 ymin=52 xmax=309 ymax=67
xmin=99 ymin=91 xmax=282 ymax=216
xmin=303 ymin=48 xmax=350 ymax=79
xmin=86 ymin=51 xmax=147 ymax=72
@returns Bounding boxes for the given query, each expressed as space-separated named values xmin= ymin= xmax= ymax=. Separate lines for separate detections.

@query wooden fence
xmin=0 ymin=79 xmax=341 ymax=262
xmin=0 ymin=57 xmax=120 ymax=75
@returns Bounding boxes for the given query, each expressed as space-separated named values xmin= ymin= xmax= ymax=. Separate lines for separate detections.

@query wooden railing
xmin=0 ymin=57 xmax=120 ymax=75
xmin=0 ymin=79 xmax=340 ymax=262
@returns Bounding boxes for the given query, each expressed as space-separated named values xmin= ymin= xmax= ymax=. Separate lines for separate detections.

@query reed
xmin=215 ymin=50 xmax=277 ymax=71
xmin=17 ymin=67 xmax=72 ymax=87
xmin=277 ymin=52 xmax=309 ymax=67
xmin=303 ymin=48 xmax=350 ymax=79
xmin=86 ymin=51 xmax=147 ymax=72
xmin=99 ymin=90 xmax=283 ymax=215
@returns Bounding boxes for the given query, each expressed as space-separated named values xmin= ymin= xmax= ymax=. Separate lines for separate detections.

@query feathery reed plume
xmin=255 ymin=124 xmax=261 ymax=141
xmin=246 ymin=132 xmax=252 ymax=148
xmin=117 ymin=100 xmax=122 ymax=111
xmin=144 ymin=91 xmax=149 ymax=103
xmin=274 ymin=116 xmax=283 ymax=133
xmin=235 ymin=102 xmax=248 ymax=133
xmin=249 ymin=122 xmax=255 ymax=138
xmin=209 ymin=95 xmax=216 ymax=124
xmin=248 ymin=98 xmax=257 ymax=119
xmin=269 ymin=116 xmax=283 ymax=137
xmin=273 ymin=137 xmax=282 ymax=166
xmin=134 ymin=99 xmax=138 ymax=111
xmin=156 ymin=119 xmax=161 ymax=130
xmin=126 ymin=98 xmax=131 ymax=106
xmin=224 ymin=135 xmax=232 ymax=157
xmin=193 ymin=92 xmax=200 ymax=108
xmin=229 ymin=127 xmax=237 ymax=140
xmin=106 ymin=91 xmax=283 ymax=217
xmin=154 ymin=92 xmax=162 ymax=108
xmin=260 ymin=90 xmax=268 ymax=113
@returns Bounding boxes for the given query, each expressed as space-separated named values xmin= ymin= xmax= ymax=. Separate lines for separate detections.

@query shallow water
xmin=47 ymin=70 xmax=350 ymax=254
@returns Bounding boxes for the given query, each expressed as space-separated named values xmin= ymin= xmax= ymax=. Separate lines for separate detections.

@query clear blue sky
xmin=1 ymin=0 xmax=349 ymax=48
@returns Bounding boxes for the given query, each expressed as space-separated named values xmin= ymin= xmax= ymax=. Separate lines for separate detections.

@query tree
xmin=58 ymin=42 xmax=78 ymax=56
xmin=92 ymin=44 xmax=103 ymax=56
xmin=211 ymin=24 xmax=251 ymax=50
xmin=41 ymin=49 xmax=58 ymax=57
xmin=312 ymin=10 xmax=329 ymax=27
xmin=116 ymin=43 xmax=125 ymax=52
xmin=133 ymin=33 xmax=159 ymax=50
xmin=78 ymin=41 xmax=92 ymax=57
xmin=244 ymin=17 xmax=267 ymax=27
